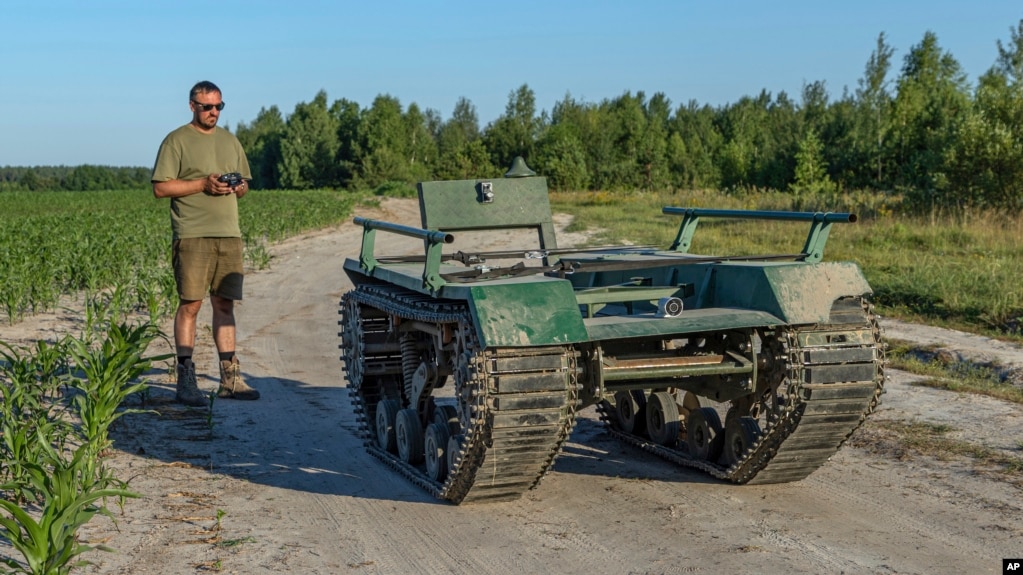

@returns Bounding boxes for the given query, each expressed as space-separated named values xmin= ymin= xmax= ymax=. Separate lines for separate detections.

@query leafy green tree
xmin=820 ymin=94 xmax=861 ymax=189
xmin=435 ymin=97 xmax=479 ymax=175
xmin=715 ymin=91 xmax=774 ymax=190
xmin=19 ymin=169 xmax=42 ymax=191
xmin=235 ymin=106 xmax=285 ymax=190
xmin=638 ymin=92 xmax=672 ymax=190
xmin=436 ymin=140 xmax=498 ymax=180
xmin=533 ymin=123 xmax=589 ymax=190
xmin=332 ymin=98 xmax=362 ymax=188
xmin=790 ymin=129 xmax=836 ymax=194
xmin=119 ymin=167 xmax=152 ymax=189
xmin=548 ymin=94 xmax=614 ymax=189
xmin=667 ymin=100 xmax=722 ymax=189
xmin=943 ymin=19 xmax=1023 ymax=209
xmin=762 ymin=90 xmax=802 ymax=190
xmin=942 ymin=109 xmax=1022 ymax=209
xmin=278 ymin=91 xmax=341 ymax=189
xmin=800 ymin=81 xmax=829 ymax=131
xmin=435 ymin=98 xmax=497 ymax=180
xmin=483 ymin=84 xmax=542 ymax=169
xmin=596 ymin=92 xmax=650 ymax=189
xmin=403 ymin=102 xmax=438 ymax=183
xmin=800 ymin=80 xmax=865 ymax=191
xmin=889 ymin=31 xmax=971 ymax=205
xmin=854 ymin=32 xmax=896 ymax=187
xmin=438 ymin=97 xmax=481 ymax=154
xmin=354 ymin=94 xmax=413 ymax=188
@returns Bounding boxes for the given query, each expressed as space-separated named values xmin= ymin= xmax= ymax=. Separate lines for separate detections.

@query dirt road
xmin=4 ymin=198 xmax=1023 ymax=574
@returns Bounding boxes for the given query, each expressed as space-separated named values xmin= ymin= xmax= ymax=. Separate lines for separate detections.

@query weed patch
xmin=852 ymin=419 xmax=1023 ymax=483
xmin=885 ymin=339 xmax=1023 ymax=404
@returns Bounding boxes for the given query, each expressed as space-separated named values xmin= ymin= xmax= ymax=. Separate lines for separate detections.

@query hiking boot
xmin=176 ymin=359 xmax=208 ymax=407
xmin=218 ymin=357 xmax=260 ymax=400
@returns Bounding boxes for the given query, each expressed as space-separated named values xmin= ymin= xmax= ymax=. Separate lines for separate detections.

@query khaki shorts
xmin=172 ymin=237 xmax=244 ymax=301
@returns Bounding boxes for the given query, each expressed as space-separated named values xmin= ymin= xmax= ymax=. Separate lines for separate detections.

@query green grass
xmin=549 ymin=188 xmax=1023 ymax=340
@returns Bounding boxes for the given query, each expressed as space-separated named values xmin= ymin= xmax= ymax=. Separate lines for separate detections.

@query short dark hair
xmin=190 ymin=81 xmax=221 ymax=100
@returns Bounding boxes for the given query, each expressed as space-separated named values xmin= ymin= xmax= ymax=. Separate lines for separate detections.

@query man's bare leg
xmin=173 ymin=299 xmax=206 ymax=406
xmin=211 ymin=294 xmax=259 ymax=399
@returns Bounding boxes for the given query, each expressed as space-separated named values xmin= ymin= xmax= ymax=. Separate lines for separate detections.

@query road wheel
xmin=646 ymin=391 xmax=681 ymax=446
xmin=396 ymin=408 xmax=425 ymax=464
xmin=614 ymin=390 xmax=647 ymax=435
xmin=376 ymin=399 xmax=400 ymax=453
xmin=424 ymin=422 xmax=450 ymax=481
xmin=724 ymin=416 xmax=762 ymax=465
xmin=686 ymin=407 xmax=724 ymax=461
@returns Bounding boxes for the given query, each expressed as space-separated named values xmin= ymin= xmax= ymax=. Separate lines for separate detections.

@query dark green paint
xmin=418 ymin=175 xmax=559 ymax=254
xmin=468 ymin=282 xmax=589 ymax=347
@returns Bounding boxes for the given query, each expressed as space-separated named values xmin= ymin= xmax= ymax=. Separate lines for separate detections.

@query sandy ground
xmin=2 ymin=197 xmax=1023 ymax=575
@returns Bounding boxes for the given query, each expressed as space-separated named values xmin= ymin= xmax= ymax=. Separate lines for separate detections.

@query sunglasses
xmin=192 ymin=100 xmax=225 ymax=112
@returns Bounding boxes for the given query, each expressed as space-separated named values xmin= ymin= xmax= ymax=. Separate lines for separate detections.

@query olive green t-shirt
xmin=151 ymin=124 xmax=252 ymax=239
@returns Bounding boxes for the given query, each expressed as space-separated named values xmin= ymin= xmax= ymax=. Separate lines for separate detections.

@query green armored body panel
xmin=339 ymin=159 xmax=885 ymax=504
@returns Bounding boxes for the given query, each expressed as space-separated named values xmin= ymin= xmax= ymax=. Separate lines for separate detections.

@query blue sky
xmin=2 ymin=0 xmax=1020 ymax=167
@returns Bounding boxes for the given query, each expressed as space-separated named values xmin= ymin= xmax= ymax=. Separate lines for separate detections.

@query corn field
xmin=0 ymin=189 xmax=358 ymax=325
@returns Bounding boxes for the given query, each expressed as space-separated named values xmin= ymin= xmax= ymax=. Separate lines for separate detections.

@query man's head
xmin=189 ymin=81 xmax=224 ymax=132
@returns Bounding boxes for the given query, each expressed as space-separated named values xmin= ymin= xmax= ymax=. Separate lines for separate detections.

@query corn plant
xmin=78 ymin=287 xmax=131 ymax=346
xmin=0 ymin=342 xmax=75 ymax=501
xmin=0 ymin=258 xmax=31 ymax=326
xmin=25 ymin=340 xmax=71 ymax=402
xmin=0 ymin=445 xmax=137 ymax=575
xmin=133 ymin=272 xmax=176 ymax=329
xmin=243 ymin=239 xmax=272 ymax=270
xmin=0 ymin=417 xmax=68 ymax=506
xmin=66 ymin=322 xmax=170 ymax=456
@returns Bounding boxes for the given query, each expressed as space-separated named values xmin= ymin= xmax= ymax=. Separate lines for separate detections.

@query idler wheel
xmin=646 ymin=391 xmax=681 ymax=446
xmin=396 ymin=408 xmax=425 ymax=464
xmin=686 ymin=407 xmax=724 ymax=461
xmin=614 ymin=390 xmax=648 ymax=435
xmin=424 ymin=422 xmax=451 ymax=481
xmin=724 ymin=416 xmax=762 ymax=465
xmin=376 ymin=399 xmax=400 ymax=453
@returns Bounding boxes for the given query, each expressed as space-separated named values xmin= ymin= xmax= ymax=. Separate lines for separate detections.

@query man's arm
xmin=153 ymin=175 xmax=237 ymax=198
xmin=152 ymin=178 xmax=203 ymax=198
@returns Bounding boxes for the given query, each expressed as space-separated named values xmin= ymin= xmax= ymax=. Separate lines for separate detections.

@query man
xmin=151 ymin=81 xmax=260 ymax=406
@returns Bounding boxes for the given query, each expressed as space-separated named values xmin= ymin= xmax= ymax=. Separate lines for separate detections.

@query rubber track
xmin=596 ymin=304 xmax=885 ymax=484
xmin=341 ymin=284 xmax=579 ymax=504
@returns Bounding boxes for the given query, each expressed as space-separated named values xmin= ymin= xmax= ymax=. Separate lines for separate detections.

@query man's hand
xmin=205 ymin=174 xmax=235 ymax=196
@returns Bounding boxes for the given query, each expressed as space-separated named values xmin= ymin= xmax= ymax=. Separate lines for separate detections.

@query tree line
xmin=0 ymin=165 xmax=152 ymax=192
xmin=4 ymin=23 xmax=1022 ymax=211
